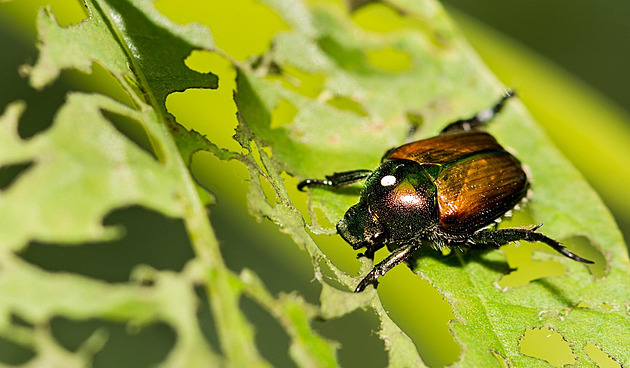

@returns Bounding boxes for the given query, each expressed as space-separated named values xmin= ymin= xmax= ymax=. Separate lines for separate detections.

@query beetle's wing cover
xmin=435 ymin=153 xmax=528 ymax=233
xmin=385 ymin=131 xmax=502 ymax=165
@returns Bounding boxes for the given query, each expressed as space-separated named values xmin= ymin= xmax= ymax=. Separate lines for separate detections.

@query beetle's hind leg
xmin=297 ymin=169 xmax=372 ymax=191
xmin=468 ymin=226 xmax=594 ymax=264
xmin=355 ymin=243 xmax=422 ymax=292
xmin=441 ymin=89 xmax=516 ymax=133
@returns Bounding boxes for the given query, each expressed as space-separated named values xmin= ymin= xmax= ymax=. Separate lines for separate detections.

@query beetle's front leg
xmin=355 ymin=240 xmax=386 ymax=260
xmin=468 ymin=226 xmax=593 ymax=264
xmin=297 ymin=169 xmax=372 ymax=191
xmin=355 ymin=242 xmax=421 ymax=292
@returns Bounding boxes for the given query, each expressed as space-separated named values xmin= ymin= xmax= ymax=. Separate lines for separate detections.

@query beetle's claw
xmin=354 ymin=275 xmax=378 ymax=293
xmin=558 ymin=247 xmax=595 ymax=264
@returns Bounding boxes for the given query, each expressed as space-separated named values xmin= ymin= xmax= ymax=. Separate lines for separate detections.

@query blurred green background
xmin=0 ymin=0 xmax=628 ymax=367
xmin=444 ymin=0 xmax=630 ymax=111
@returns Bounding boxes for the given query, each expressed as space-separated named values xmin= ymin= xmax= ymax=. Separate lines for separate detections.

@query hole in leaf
xmin=62 ymin=62 xmax=135 ymax=108
xmin=167 ymin=53 xmax=242 ymax=153
xmin=0 ymin=18 xmax=109 ymax=140
xmin=317 ymin=258 xmax=350 ymax=291
xmin=352 ymin=2 xmax=412 ymax=33
xmin=326 ymin=96 xmax=368 ymax=116
xmin=240 ymin=295 xmax=295 ymax=368
xmin=184 ymin=50 xmax=223 ymax=74
xmin=194 ymin=286 xmax=221 ymax=353
xmin=16 ymin=79 xmax=67 ymax=139
xmin=101 ymin=110 xmax=158 ymax=160
xmin=495 ymin=210 xmax=597 ymax=288
xmin=497 ymin=235 xmax=602 ymax=289
xmin=50 ymin=317 xmax=175 ymax=367
xmin=519 ymin=327 xmax=575 ymax=367
xmin=313 ymin=309 xmax=387 ymax=368
xmin=20 ymin=206 xmax=194 ymax=283
xmin=189 ymin=151 xmax=251 ymax=203
xmin=405 ymin=111 xmax=424 ymax=137
xmin=497 ymin=243 xmax=565 ymax=288
xmin=11 ymin=313 xmax=33 ymax=328
xmin=317 ymin=36 xmax=369 ymax=73
xmin=366 ymin=47 xmax=412 ymax=72
xmin=351 ymin=2 xmax=449 ymax=49
xmin=155 ymin=0 xmax=289 ymax=61
xmin=584 ymin=341 xmax=621 ymax=368
xmin=313 ymin=232 xmax=362 ymax=282
xmin=283 ymin=171 xmax=313 ymax=223
xmin=48 ymin=1 xmax=89 ymax=26
xmin=18 ymin=60 xmax=135 ymax=138
xmin=268 ymin=65 xmax=326 ymax=99
xmin=270 ymin=98 xmax=298 ymax=128
xmin=311 ymin=206 xmax=337 ymax=230
xmin=50 ymin=317 xmax=100 ymax=353
xmin=564 ymin=235 xmax=607 ymax=279
xmin=0 ymin=336 xmax=35 ymax=365
xmin=380 ymin=257 xmax=460 ymax=367
xmin=0 ymin=161 xmax=33 ymax=191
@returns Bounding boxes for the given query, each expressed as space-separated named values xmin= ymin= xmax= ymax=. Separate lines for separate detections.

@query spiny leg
xmin=468 ymin=226 xmax=593 ymax=264
xmin=441 ymin=89 xmax=516 ymax=133
xmin=355 ymin=243 xmax=421 ymax=292
xmin=297 ymin=169 xmax=372 ymax=191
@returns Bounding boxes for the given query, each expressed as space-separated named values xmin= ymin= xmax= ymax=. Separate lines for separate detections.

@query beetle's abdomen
xmin=436 ymin=152 xmax=527 ymax=233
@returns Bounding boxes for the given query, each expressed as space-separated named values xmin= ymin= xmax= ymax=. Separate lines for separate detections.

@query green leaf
xmin=0 ymin=95 xmax=182 ymax=247
xmin=2 ymin=0 xmax=629 ymax=366
xmin=2 ymin=0 xmax=315 ymax=366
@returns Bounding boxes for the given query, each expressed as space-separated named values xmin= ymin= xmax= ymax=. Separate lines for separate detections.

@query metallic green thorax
xmin=337 ymin=159 xmax=438 ymax=255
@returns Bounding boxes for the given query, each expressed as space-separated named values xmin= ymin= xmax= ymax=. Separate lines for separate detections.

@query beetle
xmin=298 ymin=90 xmax=593 ymax=292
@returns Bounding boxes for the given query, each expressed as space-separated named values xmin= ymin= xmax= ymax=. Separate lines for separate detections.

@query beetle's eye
xmin=380 ymin=175 xmax=396 ymax=187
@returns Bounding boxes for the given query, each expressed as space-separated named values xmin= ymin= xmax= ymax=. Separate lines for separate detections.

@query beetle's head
xmin=336 ymin=159 xmax=438 ymax=250
xmin=336 ymin=202 xmax=385 ymax=251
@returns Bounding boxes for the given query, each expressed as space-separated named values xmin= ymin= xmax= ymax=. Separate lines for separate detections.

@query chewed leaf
xmin=0 ymin=256 xmax=222 ymax=366
xmin=3 ymin=0 xmax=630 ymax=367
xmin=0 ymin=96 xmax=182 ymax=248
xmin=29 ymin=0 xmax=218 ymax=109
xmin=3 ymin=0 xmax=344 ymax=366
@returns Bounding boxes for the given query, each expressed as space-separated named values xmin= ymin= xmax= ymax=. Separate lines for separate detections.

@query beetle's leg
xmin=356 ymin=241 xmax=386 ymax=260
xmin=297 ymin=170 xmax=372 ymax=191
xmin=355 ymin=243 xmax=422 ymax=292
xmin=468 ymin=226 xmax=594 ymax=264
xmin=441 ymin=89 xmax=516 ymax=133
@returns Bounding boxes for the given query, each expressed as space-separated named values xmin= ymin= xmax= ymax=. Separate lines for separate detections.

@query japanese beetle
xmin=298 ymin=90 xmax=593 ymax=292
